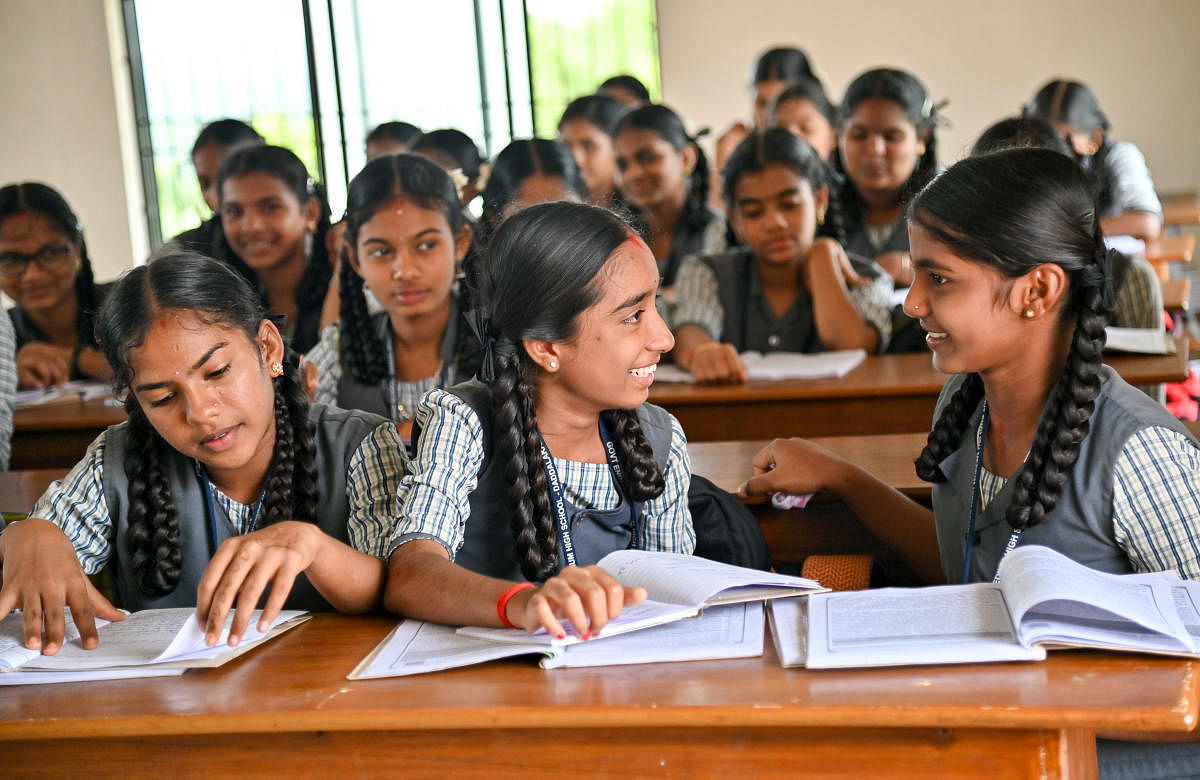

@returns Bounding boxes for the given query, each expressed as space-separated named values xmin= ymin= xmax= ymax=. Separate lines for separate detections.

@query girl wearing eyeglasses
xmin=0 ymin=182 xmax=113 ymax=389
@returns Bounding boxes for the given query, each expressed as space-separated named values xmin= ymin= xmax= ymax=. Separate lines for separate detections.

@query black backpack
xmin=688 ymin=475 xmax=771 ymax=570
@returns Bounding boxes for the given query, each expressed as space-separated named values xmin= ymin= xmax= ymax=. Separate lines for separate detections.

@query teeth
xmin=629 ymin=364 xmax=657 ymax=377
xmin=925 ymin=332 xmax=948 ymax=340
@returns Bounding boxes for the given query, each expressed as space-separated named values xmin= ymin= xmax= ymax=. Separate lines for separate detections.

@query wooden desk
xmin=653 ymin=349 xmax=1189 ymax=442
xmin=1 ymin=615 xmax=1194 ymax=776
xmin=11 ymin=397 xmax=125 ymax=470
xmin=0 ymin=468 xmax=65 ymax=522
xmin=1164 ymin=200 xmax=1200 ymax=228
xmin=1147 ymin=235 xmax=1197 ymax=282
xmin=1164 ymin=278 xmax=1192 ymax=314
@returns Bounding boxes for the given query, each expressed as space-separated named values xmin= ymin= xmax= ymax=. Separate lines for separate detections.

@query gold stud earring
xmin=816 ymin=210 xmax=826 ymax=226
xmin=917 ymin=143 xmax=927 ymax=156
xmin=270 ymin=361 xmax=284 ymax=377
xmin=548 ymin=360 xmax=558 ymax=370
xmin=1022 ymin=307 xmax=1036 ymax=319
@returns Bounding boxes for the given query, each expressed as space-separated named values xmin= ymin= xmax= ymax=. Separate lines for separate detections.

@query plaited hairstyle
xmin=835 ymin=68 xmax=939 ymax=236
xmin=0 ymin=182 xmax=103 ymax=354
xmin=479 ymin=139 xmax=588 ymax=237
xmin=613 ymin=104 xmax=711 ymax=282
xmin=477 ymin=202 xmax=666 ymax=581
xmin=339 ymin=153 xmax=480 ymax=386
xmin=911 ymin=148 xmax=1113 ymax=533
xmin=1023 ymin=79 xmax=1119 ymax=213
xmin=216 ymin=144 xmax=333 ymax=353
xmin=722 ymin=128 xmax=845 ymax=246
xmin=99 ymin=251 xmax=318 ymax=597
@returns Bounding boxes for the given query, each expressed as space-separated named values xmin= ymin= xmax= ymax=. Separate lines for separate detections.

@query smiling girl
xmin=304 ymin=154 xmax=480 ymax=439
xmin=673 ymin=129 xmax=893 ymax=383
xmin=218 ymin=145 xmax=332 ymax=354
xmin=558 ymin=94 xmax=627 ymax=208
xmin=0 ymin=252 xmax=404 ymax=653
xmin=0 ymin=183 xmax=112 ymax=389
xmin=742 ymin=148 xmax=1200 ymax=586
xmin=385 ymin=201 xmax=694 ymax=637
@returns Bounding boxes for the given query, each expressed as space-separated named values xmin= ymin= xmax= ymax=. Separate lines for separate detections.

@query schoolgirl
xmin=365 ymin=121 xmax=422 ymax=161
xmin=217 ymin=144 xmax=332 ymax=354
xmin=743 ymin=148 xmax=1200 ymax=586
xmin=171 ymin=118 xmax=265 ymax=255
xmin=613 ymin=104 xmax=727 ymax=300
xmin=598 ymin=74 xmax=650 ymax=107
xmin=410 ymin=129 xmax=487 ymax=207
xmin=479 ymin=139 xmax=588 ymax=239
xmin=1025 ymin=79 xmax=1162 ymax=241
xmin=835 ymin=68 xmax=940 ymax=288
xmin=0 ymin=182 xmax=112 ymax=388
xmin=0 ymin=252 xmax=404 ymax=652
xmin=304 ymin=154 xmax=480 ymax=439
xmin=768 ymin=77 xmax=839 ymax=163
xmin=673 ymin=129 xmax=893 ymax=383
xmin=385 ymin=201 xmax=694 ymax=637
xmin=558 ymin=94 xmax=628 ymax=208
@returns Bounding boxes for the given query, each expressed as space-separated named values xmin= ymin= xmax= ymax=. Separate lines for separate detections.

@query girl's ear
xmin=1012 ymin=263 xmax=1069 ymax=319
xmin=303 ymin=196 xmax=322 ymax=234
xmin=522 ymin=337 xmax=562 ymax=374
xmin=813 ymin=185 xmax=830 ymax=221
xmin=257 ymin=318 xmax=286 ymax=368
xmin=454 ymin=222 xmax=474 ymax=262
xmin=1087 ymin=128 xmax=1104 ymax=156
xmin=680 ymin=143 xmax=698 ymax=177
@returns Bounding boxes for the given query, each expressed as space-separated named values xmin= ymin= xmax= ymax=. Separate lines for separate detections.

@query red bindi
xmin=628 ymin=234 xmax=645 ymax=249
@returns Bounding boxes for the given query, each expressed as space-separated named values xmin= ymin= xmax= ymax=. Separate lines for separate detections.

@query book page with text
xmin=597 ymin=550 xmax=820 ymax=607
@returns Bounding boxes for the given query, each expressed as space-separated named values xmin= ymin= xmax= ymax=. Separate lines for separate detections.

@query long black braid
xmin=101 ymin=251 xmax=322 ymax=597
xmin=909 ymin=148 xmax=1112 ymax=532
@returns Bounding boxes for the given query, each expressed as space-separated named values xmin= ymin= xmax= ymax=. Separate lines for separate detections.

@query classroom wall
xmin=657 ymin=0 xmax=1200 ymax=193
xmin=0 ymin=0 xmax=147 ymax=283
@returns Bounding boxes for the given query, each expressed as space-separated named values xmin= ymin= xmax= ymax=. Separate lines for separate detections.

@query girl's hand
xmin=875 ymin=251 xmax=915 ymax=288
xmin=507 ymin=565 xmax=647 ymax=640
xmin=807 ymin=238 xmax=871 ymax=288
xmin=195 ymin=521 xmax=324 ymax=646
xmin=690 ymin=342 xmax=749 ymax=384
xmin=716 ymin=122 xmax=751 ymax=169
xmin=739 ymin=438 xmax=844 ymax=498
xmin=16 ymin=342 xmax=71 ymax=389
xmin=0 ymin=518 xmax=125 ymax=654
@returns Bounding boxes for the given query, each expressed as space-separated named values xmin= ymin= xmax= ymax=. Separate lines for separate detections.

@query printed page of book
xmin=0 ymin=667 xmax=186 ymax=686
xmin=740 ymin=349 xmax=867 ymax=379
xmin=597 ymin=550 xmax=821 ymax=608
xmin=0 ymin=609 xmax=107 ymax=672
xmin=456 ymin=599 xmax=700 ymax=647
xmin=1104 ymin=327 xmax=1169 ymax=354
xmin=348 ymin=620 xmax=551 ymax=679
xmin=540 ymin=602 xmax=764 ymax=669
xmin=998 ymin=546 xmax=1191 ymax=654
xmin=802 ymin=584 xmax=1043 ymax=669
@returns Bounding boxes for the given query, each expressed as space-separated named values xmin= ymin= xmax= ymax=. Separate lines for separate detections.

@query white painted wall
xmin=658 ymin=0 xmax=1200 ymax=192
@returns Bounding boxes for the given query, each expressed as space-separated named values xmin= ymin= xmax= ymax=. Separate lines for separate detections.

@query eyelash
xmin=624 ymin=309 xmax=645 ymax=325
xmin=146 ymin=364 xmax=231 ymax=408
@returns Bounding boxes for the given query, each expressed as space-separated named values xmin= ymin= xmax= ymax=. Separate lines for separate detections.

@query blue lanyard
xmin=538 ymin=418 xmax=639 ymax=569
xmin=961 ymin=402 xmax=1024 ymax=584
xmin=381 ymin=298 xmax=457 ymax=423
xmin=198 ymin=465 xmax=265 ymax=554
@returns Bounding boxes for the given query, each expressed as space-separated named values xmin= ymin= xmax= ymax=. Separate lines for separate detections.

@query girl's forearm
xmin=384 ymin=539 xmax=519 ymax=626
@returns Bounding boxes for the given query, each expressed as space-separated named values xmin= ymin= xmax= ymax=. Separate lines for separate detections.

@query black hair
xmin=910 ymin=148 xmax=1113 ymax=533
xmin=599 ymin=74 xmax=650 ymax=103
xmin=722 ymin=128 xmax=845 ymax=245
xmin=339 ymin=153 xmax=479 ymax=385
xmin=558 ymin=94 xmax=627 ymax=137
xmin=835 ymin=68 xmax=940 ymax=236
xmin=972 ymin=116 xmax=1073 ymax=157
xmin=365 ymin=121 xmax=422 ymax=148
xmin=613 ymin=104 xmax=711 ymax=267
xmin=216 ymin=145 xmax=333 ymax=353
xmin=479 ymin=139 xmax=588 ymax=236
xmin=0 ymin=182 xmax=103 ymax=352
xmin=751 ymin=47 xmax=817 ymax=85
xmin=1023 ymin=79 xmax=1116 ymax=210
xmin=191 ymin=119 xmax=264 ymax=158
xmin=98 ymin=251 xmax=318 ymax=597
xmin=409 ymin=129 xmax=485 ymax=180
xmin=477 ymin=201 xmax=666 ymax=582
xmin=769 ymin=77 xmax=838 ymax=127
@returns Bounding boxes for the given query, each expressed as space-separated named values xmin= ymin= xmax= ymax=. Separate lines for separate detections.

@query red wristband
xmin=496 ymin=582 xmax=536 ymax=628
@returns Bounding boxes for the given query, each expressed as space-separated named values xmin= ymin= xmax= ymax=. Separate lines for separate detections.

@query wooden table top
xmin=1164 ymin=200 xmax=1200 ymax=227
xmin=1 ymin=614 xmax=1195 ymax=741
xmin=0 ymin=468 xmax=65 ymax=521
xmin=13 ymin=396 xmax=125 ymax=434
xmin=1147 ymin=234 xmax=1196 ymax=265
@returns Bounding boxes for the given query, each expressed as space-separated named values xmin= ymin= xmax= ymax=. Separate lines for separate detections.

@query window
xmin=124 ymin=0 xmax=659 ymax=245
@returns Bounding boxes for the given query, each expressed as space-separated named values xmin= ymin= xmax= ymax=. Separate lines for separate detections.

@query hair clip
xmin=474 ymin=162 xmax=491 ymax=192
xmin=447 ymin=168 xmax=469 ymax=201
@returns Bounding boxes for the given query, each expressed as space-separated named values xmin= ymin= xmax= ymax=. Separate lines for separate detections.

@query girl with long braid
xmin=0 ymin=252 xmax=405 ymax=654
xmin=741 ymin=148 xmax=1200 ymax=585
xmin=385 ymin=201 xmax=694 ymax=638
xmin=304 ymin=154 xmax=479 ymax=440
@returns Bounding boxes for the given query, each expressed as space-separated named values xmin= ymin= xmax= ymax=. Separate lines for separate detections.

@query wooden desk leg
xmin=4 ymin=726 xmax=1099 ymax=777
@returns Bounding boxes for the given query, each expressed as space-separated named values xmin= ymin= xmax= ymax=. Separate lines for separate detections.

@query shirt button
xmin=767 ymin=334 xmax=781 ymax=347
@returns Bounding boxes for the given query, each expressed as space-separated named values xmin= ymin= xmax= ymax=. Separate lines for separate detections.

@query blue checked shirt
xmin=28 ymin=422 xmax=406 ymax=574
xmin=0 ymin=311 xmax=14 ymax=470
xmin=979 ymin=425 xmax=1200 ymax=579
xmin=390 ymin=388 xmax=695 ymax=559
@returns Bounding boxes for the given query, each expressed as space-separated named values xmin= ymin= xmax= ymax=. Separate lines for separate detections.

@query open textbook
xmin=0 ymin=608 xmax=309 ymax=683
xmin=1104 ymin=326 xmax=1172 ymax=354
xmin=771 ymin=545 xmax=1200 ymax=669
xmin=349 ymin=602 xmax=764 ymax=678
xmin=653 ymin=349 xmax=867 ymax=383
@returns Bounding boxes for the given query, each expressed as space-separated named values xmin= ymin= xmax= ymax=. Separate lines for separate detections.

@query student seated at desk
xmin=410 ymin=129 xmax=487 ymax=209
xmin=672 ymin=129 xmax=892 ymax=383
xmin=742 ymin=148 xmax=1200 ymax=587
xmin=478 ymin=139 xmax=588 ymax=242
xmin=1024 ymin=79 xmax=1162 ymax=242
xmin=558 ymin=94 xmax=627 ymax=209
xmin=385 ymin=202 xmax=694 ymax=637
xmin=0 ymin=253 xmax=404 ymax=654
xmin=305 ymin=154 xmax=480 ymax=440
xmin=767 ymin=78 xmax=839 ymax=164
xmin=0 ymin=183 xmax=114 ymax=390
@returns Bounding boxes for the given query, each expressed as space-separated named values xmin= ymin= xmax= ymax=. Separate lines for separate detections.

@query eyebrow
xmin=913 ymin=257 xmax=953 ymax=272
xmin=611 ymin=286 xmax=658 ymax=314
xmin=362 ymin=227 xmax=442 ymax=245
xmin=133 ymin=341 xmax=228 ymax=392
xmin=736 ymin=187 xmax=800 ymax=208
